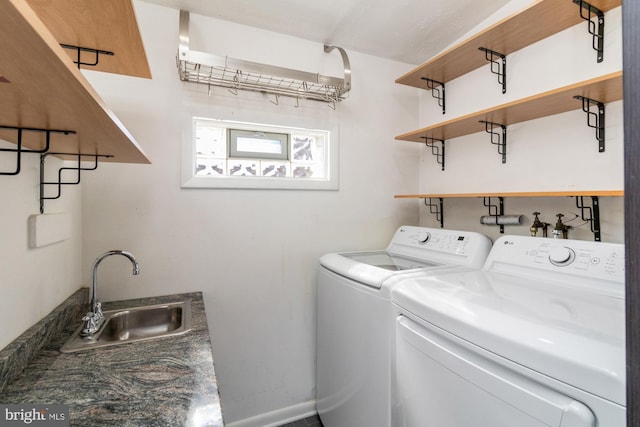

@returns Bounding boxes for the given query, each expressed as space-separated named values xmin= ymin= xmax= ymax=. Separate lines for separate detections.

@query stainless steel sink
xmin=60 ymin=300 xmax=192 ymax=353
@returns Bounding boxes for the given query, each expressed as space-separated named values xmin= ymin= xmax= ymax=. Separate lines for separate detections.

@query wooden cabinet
xmin=0 ymin=0 xmax=151 ymax=164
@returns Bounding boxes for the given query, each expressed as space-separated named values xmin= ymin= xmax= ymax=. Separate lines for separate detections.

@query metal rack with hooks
xmin=176 ymin=10 xmax=351 ymax=108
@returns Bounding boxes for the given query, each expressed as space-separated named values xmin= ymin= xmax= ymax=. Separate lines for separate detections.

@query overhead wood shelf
xmin=396 ymin=0 xmax=621 ymax=89
xmin=396 ymin=71 xmax=622 ymax=143
xmin=0 ymin=0 xmax=150 ymax=164
xmin=394 ymin=190 xmax=624 ymax=199
xmin=25 ymin=0 xmax=151 ymax=79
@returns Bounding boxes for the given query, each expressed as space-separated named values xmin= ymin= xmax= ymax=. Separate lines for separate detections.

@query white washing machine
xmin=392 ymin=235 xmax=626 ymax=427
xmin=316 ymin=225 xmax=492 ymax=427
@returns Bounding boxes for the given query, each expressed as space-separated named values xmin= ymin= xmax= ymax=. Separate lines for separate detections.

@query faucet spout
xmin=81 ymin=250 xmax=140 ymax=337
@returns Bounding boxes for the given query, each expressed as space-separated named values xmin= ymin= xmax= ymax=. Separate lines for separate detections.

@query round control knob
xmin=549 ymin=247 xmax=575 ymax=266
xmin=417 ymin=232 xmax=431 ymax=244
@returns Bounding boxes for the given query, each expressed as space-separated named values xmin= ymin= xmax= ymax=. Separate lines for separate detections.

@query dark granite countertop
xmin=0 ymin=290 xmax=224 ymax=426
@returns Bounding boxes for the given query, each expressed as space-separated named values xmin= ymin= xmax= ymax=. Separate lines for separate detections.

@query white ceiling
xmin=140 ymin=0 xmax=511 ymax=65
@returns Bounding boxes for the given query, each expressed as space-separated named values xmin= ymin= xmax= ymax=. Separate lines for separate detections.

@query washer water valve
xmin=530 ymin=212 xmax=550 ymax=237
xmin=553 ymin=214 xmax=570 ymax=239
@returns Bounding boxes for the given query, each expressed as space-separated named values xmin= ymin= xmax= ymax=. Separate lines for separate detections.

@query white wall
xmin=80 ymin=1 xmax=419 ymax=424
xmin=0 ymin=143 xmax=82 ymax=349
xmin=412 ymin=5 xmax=624 ymax=243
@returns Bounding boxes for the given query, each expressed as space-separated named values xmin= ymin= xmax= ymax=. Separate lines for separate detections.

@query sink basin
xmin=60 ymin=300 xmax=192 ymax=353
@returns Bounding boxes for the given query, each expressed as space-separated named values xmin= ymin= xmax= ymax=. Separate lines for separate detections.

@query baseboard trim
xmin=226 ymin=400 xmax=317 ymax=427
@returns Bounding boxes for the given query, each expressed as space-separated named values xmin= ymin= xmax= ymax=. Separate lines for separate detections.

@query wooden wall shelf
xmin=396 ymin=71 xmax=622 ymax=143
xmin=25 ymin=0 xmax=151 ymax=79
xmin=0 ymin=0 xmax=150 ymax=164
xmin=396 ymin=0 xmax=621 ymax=90
xmin=394 ymin=190 xmax=624 ymax=199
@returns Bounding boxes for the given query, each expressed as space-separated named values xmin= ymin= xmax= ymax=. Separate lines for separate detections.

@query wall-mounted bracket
xmin=575 ymin=195 xmax=601 ymax=241
xmin=40 ymin=152 xmax=112 ymax=213
xmin=420 ymin=78 xmax=445 ymax=114
xmin=479 ymin=120 xmax=507 ymax=163
xmin=574 ymin=95 xmax=605 ymax=152
xmin=0 ymin=126 xmax=75 ymax=176
xmin=478 ymin=47 xmax=506 ymax=94
xmin=572 ymin=0 xmax=605 ymax=63
xmin=424 ymin=197 xmax=444 ymax=228
xmin=60 ymin=44 xmax=115 ymax=69
xmin=420 ymin=137 xmax=445 ymax=171
xmin=483 ymin=196 xmax=505 ymax=233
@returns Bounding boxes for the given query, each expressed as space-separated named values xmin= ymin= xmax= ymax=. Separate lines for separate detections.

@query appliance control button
xmin=549 ymin=247 xmax=575 ymax=266
xmin=417 ymin=232 xmax=431 ymax=244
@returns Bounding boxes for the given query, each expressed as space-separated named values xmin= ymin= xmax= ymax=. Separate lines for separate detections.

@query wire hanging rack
xmin=176 ymin=10 xmax=351 ymax=106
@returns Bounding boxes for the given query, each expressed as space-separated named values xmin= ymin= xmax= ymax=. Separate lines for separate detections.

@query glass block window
xmin=182 ymin=118 xmax=338 ymax=190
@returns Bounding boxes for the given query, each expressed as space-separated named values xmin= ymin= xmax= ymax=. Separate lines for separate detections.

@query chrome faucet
xmin=80 ymin=250 xmax=140 ymax=337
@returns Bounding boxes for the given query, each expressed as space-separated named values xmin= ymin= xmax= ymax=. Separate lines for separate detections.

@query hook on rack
xmin=40 ymin=152 xmax=113 ymax=214
xmin=420 ymin=78 xmax=446 ymax=114
xmin=483 ymin=197 xmax=505 ymax=233
xmin=478 ymin=47 xmax=506 ymax=94
xmin=572 ymin=0 xmax=605 ymax=63
xmin=0 ymin=126 xmax=75 ymax=176
xmin=424 ymin=197 xmax=444 ymax=228
xmin=479 ymin=120 xmax=507 ymax=163
xmin=60 ymin=44 xmax=114 ymax=69
xmin=420 ymin=137 xmax=445 ymax=171
xmin=574 ymin=95 xmax=605 ymax=152
xmin=575 ymin=196 xmax=601 ymax=241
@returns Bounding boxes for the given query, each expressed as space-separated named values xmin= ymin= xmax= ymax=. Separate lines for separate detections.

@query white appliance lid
xmin=319 ymin=226 xmax=492 ymax=288
xmin=391 ymin=270 xmax=626 ymax=405
xmin=340 ymin=251 xmax=442 ymax=271
xmin=319 ymin=251 xmax=445 ymax=289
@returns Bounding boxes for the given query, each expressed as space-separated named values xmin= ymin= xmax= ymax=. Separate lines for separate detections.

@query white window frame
xmin=181 ymin=117 xmax=339 ymax=190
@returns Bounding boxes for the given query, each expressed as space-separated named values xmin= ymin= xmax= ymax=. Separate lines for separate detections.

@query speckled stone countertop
xmin=0 ymin=290 xmax=224 ymax=426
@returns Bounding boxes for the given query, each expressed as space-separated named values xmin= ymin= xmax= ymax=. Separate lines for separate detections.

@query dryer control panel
xmin=485 ymin=235 xmax=625 ymax=294
xmin=386 ymin=226 xmax=492 ymax=269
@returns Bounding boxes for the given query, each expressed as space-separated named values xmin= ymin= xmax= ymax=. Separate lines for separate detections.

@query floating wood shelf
xmin=396 ymin=0 xmax=621 ymax=90
xmin=0 ymin=0 xmax=150 ymax=164
xmin=396 ymin=71 xmax=622 ymax=143
xmin=394 ymin=190 xmax=624 ymax=199
xmin=25 ymin=0 xmax=151 ymax=79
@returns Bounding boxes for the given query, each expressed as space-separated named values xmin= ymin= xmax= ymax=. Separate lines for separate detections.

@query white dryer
xmin=316 ymin=225 xmax=492 ymax=427
xmin=392 ymin=235 xmax=626 ymax=427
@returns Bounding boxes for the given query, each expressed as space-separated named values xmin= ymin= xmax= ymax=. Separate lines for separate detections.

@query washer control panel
xmin=386 ymin=226 xmax=492 ymax=269
xmin=487 ymin=235 xmax=625 ymax=285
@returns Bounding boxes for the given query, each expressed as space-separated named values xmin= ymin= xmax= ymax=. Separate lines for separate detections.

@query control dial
xmin=417 ymin=232 xmax=431 ymax=244
xmin=549 ymin=246 xmax=575 ymax=266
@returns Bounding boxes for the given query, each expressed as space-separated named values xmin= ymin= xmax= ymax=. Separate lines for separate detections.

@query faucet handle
xmin=94 ymin=301 xmax=104 ymax=320
xmin=80 ymin=312 xmax=99 ymax=336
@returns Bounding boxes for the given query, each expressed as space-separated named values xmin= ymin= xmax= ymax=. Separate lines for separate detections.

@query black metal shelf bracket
xmin=479 ymin=120 xmax=507 ymax=163
xmin=420 ymin=137 xmax=445 ymax=171
xmin=574 ymin=95 xmax=606 ymax=152
xmin=0 ymin=126 xmax=75 ymax=176
xmin=420 ymin=78 xmax=446 ymax=114
xmin=478 ymin=47 xmax=506 ymax=93
xmin=60 ymin=44 xmax=115 ymax=69
xmin=483 ymin=196 xmax=505 ymax=233
xmin=424 ymin=197 xmax=444 ymax=228
xmin=40 ymin=152 xmax=113 ymax=213
xmin=575 ymin=195 xmax=601 ymax=241
xmin=572 ymin=0 xmax=605 ymax=63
